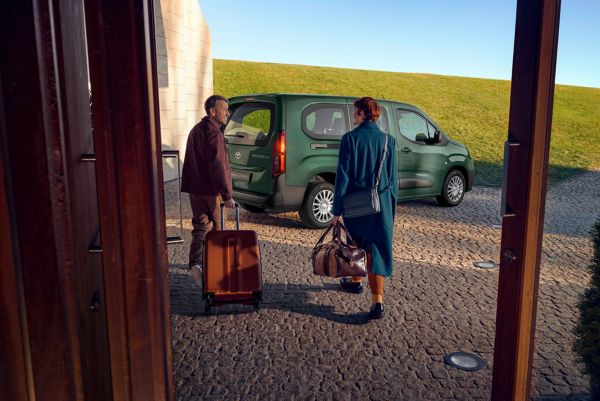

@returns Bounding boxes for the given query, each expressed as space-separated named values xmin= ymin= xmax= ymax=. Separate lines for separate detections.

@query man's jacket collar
xmin=202 ymin=115 xmax=224 ymax=131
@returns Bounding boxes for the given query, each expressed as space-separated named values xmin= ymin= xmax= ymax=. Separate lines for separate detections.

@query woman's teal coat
xmin=331 ymin=121 xmax=398 ymax=277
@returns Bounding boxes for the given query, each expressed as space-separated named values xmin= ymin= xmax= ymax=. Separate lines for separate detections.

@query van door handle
xmin=401 ymin=147 xmax=412 ymax=153
xmin=310 ymin=143 xmax=340 ymax=150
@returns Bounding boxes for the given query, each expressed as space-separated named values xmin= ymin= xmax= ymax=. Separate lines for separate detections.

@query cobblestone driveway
xmin=166 ymin=171 xmax=600 ymax=401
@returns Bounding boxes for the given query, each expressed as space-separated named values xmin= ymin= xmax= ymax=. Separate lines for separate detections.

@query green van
xmin=224 ymin=94 xmax=474 ymax=229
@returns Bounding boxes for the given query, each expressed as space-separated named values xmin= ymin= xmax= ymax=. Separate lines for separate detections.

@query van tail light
xmin=272 ymin=130 xmax=286 ymax=177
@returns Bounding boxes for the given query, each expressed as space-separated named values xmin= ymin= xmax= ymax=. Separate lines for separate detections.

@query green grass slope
xmin=214 ymin=59 xmax=600 ymax=186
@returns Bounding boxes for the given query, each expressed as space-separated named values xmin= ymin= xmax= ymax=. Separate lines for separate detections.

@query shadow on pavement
xmin=473 ymin=160 xmax=590 ymax=188
xmin=237 ymin=211 xmax=306 ymax=229
xmin=168 ymin=236 xmax=591 ymax=399
xmin=533 ymin=395 xmax=591 ymax=401
xmin=168 ymin=269 xmax=370 ymax=325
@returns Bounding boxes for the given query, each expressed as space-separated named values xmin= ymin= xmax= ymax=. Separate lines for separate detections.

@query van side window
xmin=395 ymin=109 xmax=429 ymax=142
xmin=224 ymin=102 xmax=274 ymax=146
xmin=302 ymin=104 xmax=349 ymax=139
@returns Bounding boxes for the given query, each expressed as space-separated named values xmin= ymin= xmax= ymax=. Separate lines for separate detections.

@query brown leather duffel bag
xmin=312 ymin=221 xmax=367 ymax=278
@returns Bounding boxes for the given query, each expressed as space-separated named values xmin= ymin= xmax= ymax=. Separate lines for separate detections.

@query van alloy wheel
xmin=447 ymin=175 xmax=464 ymax=204
xmin=299 ymin=182 xmax=335 ymax=229
xmin=436 ymin=170 xmax=465 ymax=207
xmin=312 ymin=188 xmax=334 ymax=223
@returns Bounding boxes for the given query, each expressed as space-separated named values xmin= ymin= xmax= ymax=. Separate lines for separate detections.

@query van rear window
xmin=224 ymin=102 xmax=274 ymax=146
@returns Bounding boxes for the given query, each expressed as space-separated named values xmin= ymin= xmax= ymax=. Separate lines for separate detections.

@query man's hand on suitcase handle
xmin=220 ymin=201 xmax=241 ymax=230
xmin=222 ymin=199 xmax=236 ymax=208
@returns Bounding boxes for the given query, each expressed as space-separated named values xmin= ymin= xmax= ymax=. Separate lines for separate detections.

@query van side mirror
xmin=415 ymin=133 xmax=427 ymax=142
xmin=424 ymin=130 xmax=442 ymax=144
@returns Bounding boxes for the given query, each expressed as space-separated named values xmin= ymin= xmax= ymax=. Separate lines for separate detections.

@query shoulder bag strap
xmin=373 ymin=133 xmax=389 ymax=189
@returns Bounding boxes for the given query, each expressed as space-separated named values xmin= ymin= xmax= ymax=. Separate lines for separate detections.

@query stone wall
xmin=154 ymin=0 xmax=212 ymax=181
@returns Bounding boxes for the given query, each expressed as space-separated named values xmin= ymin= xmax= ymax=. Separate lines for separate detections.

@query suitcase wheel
xmin=253 ymin=292 xmax=262 ymax=310
xmin=204 ymin=294 xmax=213 ymax=314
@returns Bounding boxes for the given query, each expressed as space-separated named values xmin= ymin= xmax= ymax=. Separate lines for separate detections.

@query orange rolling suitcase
xmin=202 ymin=203 xmax=262 ymax=313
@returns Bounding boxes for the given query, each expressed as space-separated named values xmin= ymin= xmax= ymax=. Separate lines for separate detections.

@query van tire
xmin=436 ymin=170 xmax=465 ymax=207
xmin=239 ymin=203 xmax=265 ymax=213
xmin=299 ymin=182 xmax=335 ymax=229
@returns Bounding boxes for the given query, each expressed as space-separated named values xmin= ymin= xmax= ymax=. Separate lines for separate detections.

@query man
xmin=181 ymin=94 xmax=235 ymax=285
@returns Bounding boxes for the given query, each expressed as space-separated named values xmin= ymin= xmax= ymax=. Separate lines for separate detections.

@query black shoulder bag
xmin=342 ymin=133 xmax=388 ymax=218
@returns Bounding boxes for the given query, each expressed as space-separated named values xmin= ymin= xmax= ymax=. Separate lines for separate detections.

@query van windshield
xmin=224 ymin=102 xmax=274 ymax=146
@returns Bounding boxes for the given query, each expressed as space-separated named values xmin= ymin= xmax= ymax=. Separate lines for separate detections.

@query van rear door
xmin=224 ymin=100 xmax=276 ymax=196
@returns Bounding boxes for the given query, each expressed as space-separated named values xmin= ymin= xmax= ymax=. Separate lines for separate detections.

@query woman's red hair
xmin=354 ymin=97 xmax=380 ymax=122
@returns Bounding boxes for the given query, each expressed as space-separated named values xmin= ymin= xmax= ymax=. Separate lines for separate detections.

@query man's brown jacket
xmin=181 ymin=116 xmax=232 ymax=200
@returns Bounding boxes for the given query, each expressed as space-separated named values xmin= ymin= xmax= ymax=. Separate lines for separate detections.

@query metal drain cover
xmin=473 ymin=260 xmax=497 ymax=269
xmin=444 ymin=352 xmax=486 ymax=371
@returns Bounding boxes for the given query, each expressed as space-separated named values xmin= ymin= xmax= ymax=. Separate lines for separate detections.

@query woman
xmin=331 ymin=97 xmax=398 ymax=319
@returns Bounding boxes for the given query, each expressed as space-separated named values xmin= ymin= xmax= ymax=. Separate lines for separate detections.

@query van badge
xmin=234 ymin=152 xmax=241 ymax=160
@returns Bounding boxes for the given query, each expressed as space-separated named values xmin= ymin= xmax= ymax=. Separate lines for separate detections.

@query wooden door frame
xmin=84 ymin=0 xmax=173 ymax=400
xmin=492 ymin=1 xmax=562 ymax=400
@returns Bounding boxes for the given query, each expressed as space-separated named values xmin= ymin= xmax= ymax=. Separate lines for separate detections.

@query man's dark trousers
xmin=188 ymin=194 xmax=226 ymax=268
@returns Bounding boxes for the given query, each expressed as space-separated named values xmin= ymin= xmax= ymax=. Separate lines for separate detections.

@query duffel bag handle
xmin=333 ymin=221 xmax=359 ymax=247
xmin=314 ymin=220 xmax=358 ymax=249
xmin=314 ymin=222 xmax=335 ymax=248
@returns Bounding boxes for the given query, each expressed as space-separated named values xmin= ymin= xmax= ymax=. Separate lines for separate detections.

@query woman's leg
xmin=366 ymin=252 xmax=385 ymax=319
xmin=366 ymin=252 xmax=384 ymax=304
xmin=368 ymin=273 xmax=384 ymax=304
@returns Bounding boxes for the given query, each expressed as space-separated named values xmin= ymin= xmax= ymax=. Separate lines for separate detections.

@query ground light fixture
xmin=444 ymin=352 xmax=486 ymax=371
xmin=473 ymin=260 xmax=498 ymax=269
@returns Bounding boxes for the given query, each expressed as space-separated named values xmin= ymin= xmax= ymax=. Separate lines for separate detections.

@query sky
xmin=199 ymin=0 xmax=600 ymax=88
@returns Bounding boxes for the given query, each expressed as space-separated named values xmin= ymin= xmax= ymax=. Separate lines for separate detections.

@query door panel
xmin=1 ymin=2 xmax=113 ymax=400
xmin=286 ymin=99 xmax=349 ymax=187
xmin=60 ymin=3 xmax=113 ymax=399
xmin=394 ymin=109 xmax=444 ymax=198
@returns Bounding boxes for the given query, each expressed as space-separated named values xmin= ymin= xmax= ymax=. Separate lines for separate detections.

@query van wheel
xmin=436 ymin=170 xmax=465 ymax=206
xmin=239 ymin=203 xmax=265 ymax=213
xmin=299 ymin=182 xmax=335 ymax=229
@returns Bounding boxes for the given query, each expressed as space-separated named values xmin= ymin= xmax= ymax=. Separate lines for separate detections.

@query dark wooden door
xmin=1 ymin=1 xmax=108 ymax=400
xmin=57 ymin=1 xmax=114 ymax=397
xmin=0 ymin=1 xmax=172 ymax=400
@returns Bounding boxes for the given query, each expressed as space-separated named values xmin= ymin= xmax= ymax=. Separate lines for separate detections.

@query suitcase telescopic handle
xmin=220 ymin=202 xmax=240 ymax=230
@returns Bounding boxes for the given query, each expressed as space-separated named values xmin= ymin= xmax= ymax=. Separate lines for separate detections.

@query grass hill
xmin=214 ymin=59 xmax=600 ymax=186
